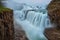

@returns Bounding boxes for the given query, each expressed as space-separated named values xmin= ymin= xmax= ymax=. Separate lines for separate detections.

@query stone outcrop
xmin=47 ymin=0 xmax=60 ymax=28
xmin=45 ymin=0 xmax=60 ymax=40
xmin=0 ymin=7 xmax=14 ymax=40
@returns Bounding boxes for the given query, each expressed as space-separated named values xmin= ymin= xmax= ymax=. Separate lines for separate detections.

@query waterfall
xmin=14 ymin=6 xmax=53 ymax=40
xmin=2 ymin=0 xmax=53 ymax=40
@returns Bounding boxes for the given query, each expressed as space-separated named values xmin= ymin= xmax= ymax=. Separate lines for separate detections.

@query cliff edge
xmin=0 ymin=6 xmax=14 ymax=40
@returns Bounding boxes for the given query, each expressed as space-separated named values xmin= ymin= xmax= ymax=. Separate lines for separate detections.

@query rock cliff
xmin=0 ymin=6 xmax=14 ymax=40
xmin=45 ymin=0 xmax=60 ymax=40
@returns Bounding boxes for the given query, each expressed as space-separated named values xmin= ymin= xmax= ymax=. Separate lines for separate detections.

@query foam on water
xmin=14 ymin=7 xmax=52 ymax=40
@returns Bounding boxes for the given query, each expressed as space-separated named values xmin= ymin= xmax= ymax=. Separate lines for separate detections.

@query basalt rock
xmin=0 ymin=7 xmax=15 ymax=40
xmin=45 ymin=0 xmax=60 ymax=40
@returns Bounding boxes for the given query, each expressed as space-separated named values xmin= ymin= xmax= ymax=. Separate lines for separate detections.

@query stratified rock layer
xmin=45 ymin=0 xmax=60 ymax=40
xmin=0 ymin=7 xmax=14 ymax=40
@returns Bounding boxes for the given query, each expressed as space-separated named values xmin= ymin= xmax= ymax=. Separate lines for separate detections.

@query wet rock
xmin=47 ymin=0 xmax=60 ymax=28
xmin=0 ymin=7 xmax=14 ymax=40
xmin=45 ymin=0 xmax=60 ymax=40
xmin=14 ymin=28 xmax=28 ymax=40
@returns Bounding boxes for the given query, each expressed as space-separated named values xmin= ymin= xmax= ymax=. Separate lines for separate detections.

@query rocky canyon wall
xmin=0 ymin=7 xmax=14 ymax=40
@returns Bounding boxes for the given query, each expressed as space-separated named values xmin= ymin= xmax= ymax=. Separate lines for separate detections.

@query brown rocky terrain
xmin=45 ymin=0 xmax=60 ymax=40
xmin=0 ymin=6 xmax=28 ymax=40
xmin=0 ymin=7 xmax=14 ymax=40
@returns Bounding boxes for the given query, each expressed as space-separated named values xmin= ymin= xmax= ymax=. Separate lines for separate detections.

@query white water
xmin=2 ymin=0 xmax=54 ymax=40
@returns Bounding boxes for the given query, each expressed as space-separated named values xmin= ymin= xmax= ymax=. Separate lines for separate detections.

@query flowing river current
xmin=2 ymin=0 xmax=53 ymax=40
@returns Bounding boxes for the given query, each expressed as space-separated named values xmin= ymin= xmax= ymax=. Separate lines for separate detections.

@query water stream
xmin=2 ymin=0 xmax=53 ymax=40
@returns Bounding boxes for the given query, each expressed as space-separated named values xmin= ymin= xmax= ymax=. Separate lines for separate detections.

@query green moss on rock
xmin=0 ymin=6 xmax=12 ymax=13
xmin=0 ymin=6 xmax=14 ymax=40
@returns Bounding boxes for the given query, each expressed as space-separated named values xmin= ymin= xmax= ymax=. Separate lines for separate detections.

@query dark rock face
xmin=45 ymin=28 xmax=60 ymax=40
xmin=0 ymin=9 xmax=14 ymax=40
xmin=45 ymin=0 xmax=60 ymax=40
xmin=47 ymin=0 xmax=60 ymax=28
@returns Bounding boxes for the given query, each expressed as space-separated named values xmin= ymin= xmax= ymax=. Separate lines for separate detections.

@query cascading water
xmin=2 ymin=0 xmax=53 ymax=40
xmin=14 ymin=7 xmax=53 ymax=40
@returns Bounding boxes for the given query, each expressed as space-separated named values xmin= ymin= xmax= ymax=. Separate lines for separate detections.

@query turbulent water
xmin=14 ymin=5 xmax=53 ymax=40
xmin=2 ymin=0 xmax=53 ymax=40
